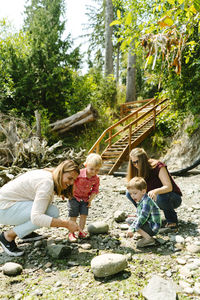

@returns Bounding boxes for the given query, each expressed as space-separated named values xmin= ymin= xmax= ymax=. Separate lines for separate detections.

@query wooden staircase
xmin=88 ymin=98 xmax=168 ymax=174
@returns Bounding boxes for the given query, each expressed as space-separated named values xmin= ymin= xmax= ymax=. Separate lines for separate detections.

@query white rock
xmin=176 ymin=258 xmax=186 ymax=265
xmin=87 ymin=221 xmax=109 ymax=234
xmin=175 ymin=235 xmax=185 ymax=243
xmin=91 ymin=253 xmax=128 ymax=277
xmin=2 ymin=262 xmax=23 ymax=276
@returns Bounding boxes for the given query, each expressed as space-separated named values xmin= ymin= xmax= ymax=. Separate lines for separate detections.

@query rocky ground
xmin=0 ymin=172 xmax=200 ymax=300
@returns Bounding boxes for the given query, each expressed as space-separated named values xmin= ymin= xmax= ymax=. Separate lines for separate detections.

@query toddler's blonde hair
xmin=127 ymin=177 xmax=147 ymax=191
xmin=85 ymin=153 xmax=102 ymax=167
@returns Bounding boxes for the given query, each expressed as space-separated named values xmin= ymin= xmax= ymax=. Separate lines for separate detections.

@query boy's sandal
xmin=165 ymin=223 xmax=178 ymax=229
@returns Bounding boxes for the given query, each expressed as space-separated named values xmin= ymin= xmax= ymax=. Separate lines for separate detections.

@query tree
xmin=0 ymin=0 xmax=82 ymax=121
xmin=126 ymin=41 xmax=136 ymax=102
xmin=105 ymin=0 xmax=114 ymax=75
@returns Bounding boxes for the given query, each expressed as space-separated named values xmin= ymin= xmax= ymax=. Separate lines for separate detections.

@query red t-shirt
xmin=73 ymin=168 xmax=100 ymax=202
xmin=146 ymin=161 xmax=182 ymax=196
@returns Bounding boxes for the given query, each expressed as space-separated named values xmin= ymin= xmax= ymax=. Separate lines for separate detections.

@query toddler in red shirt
xmin=68 ymin=153 xmax=102 ymax=242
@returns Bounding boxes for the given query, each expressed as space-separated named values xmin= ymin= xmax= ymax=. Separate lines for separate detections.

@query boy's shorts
xmin=68 ymin=197 xmax=89 ymax=217
xmin=126 ymin=216 xmax=155 ymax=236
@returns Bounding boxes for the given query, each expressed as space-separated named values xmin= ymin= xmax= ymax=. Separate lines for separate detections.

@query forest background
xmin=0 ymin=0 xmax=200 ymax=167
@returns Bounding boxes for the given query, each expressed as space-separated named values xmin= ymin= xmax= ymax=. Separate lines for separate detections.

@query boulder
xmin=47 ymin=244 xmax=71 ymax=259
xmin=114 ymin=210 xmax=126 ymax=222
xmin=91 ymin=253 xmax=128 ymax=277
xmin=3 ymin=262 xmax=23 ymax=276
xmin=142 ymin=275 xmax=177 ymax=300
xmin=87 ymin=221 xmax=109 ymax=234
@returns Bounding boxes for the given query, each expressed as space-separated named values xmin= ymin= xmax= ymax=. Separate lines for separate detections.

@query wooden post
xmin=109 ymin=130 xmax=112 ymax=146
xmin=96 ymin=144 xmax=99 ymax=154
xmin=129 ymin=126 xmax=132 ymax=153
xmin=136 ymin=111 xmax=138 ymax=127
xmin=153 ymin=99 xmax=156 ymax=129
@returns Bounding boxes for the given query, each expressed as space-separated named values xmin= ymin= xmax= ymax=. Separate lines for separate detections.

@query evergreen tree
xmin=1 ymin=0 xmax=81 ymax=121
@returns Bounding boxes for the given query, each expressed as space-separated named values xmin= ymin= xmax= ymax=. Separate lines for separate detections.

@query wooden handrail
xmin=88 ymin=98 xmax=168 ymax=154
xmin=120 ymin=98 xmax=154 ymax=116
xmin=105 ymin=98 xmax=167 ymax=143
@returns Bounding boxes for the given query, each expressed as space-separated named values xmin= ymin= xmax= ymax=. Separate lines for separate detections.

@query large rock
xmin=142 ymin=275 xmax=177 ymax=300
xmin=186 ymin=244 xmax=200 ymax=253
xmin=3 ymin=262 xmax=23 ymax=276
xmin=47 ymin=244 xmax=72 ymax=259
xmin=114 ymin=210 xmax=126 ymax=222
xmin=87 ymin=221 xmax=109 ymax=234
xmin=91 ymin=253 xmax=128 ymax=277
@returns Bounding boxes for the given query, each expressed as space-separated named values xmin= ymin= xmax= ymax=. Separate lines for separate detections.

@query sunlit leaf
xmin=189 ymin=4 xmax=197 ymax=13
xmin=158 ymin=16 xmax=174 ymax=27
xmin=187 ymin=40 xmax=196 ymax=46
xmin=121 ymin=40 xmax=127 ymax=51
xmin=109 ymin=20 xmax=121 ymax=26
xmin=117 ymin=9 xmax=121 ymax=19
xmin=194 ymin=0 xmax=200 ymax=11
xmin=147 ymin=55 xmax=153 ymax=65
xmin=185 ymin=56 xmax=190 ymax=63
xmin=167 ymin=0 xmax=175 ymax=4
xmin=125 ymin=12 xmax=132 ymax=26
xmin=177 ymin=0 xmax=184 ymax=3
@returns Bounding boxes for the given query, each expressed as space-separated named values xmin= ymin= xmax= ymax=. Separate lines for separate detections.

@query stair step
xmin=89 ymin=99 xmax=168 ymax=174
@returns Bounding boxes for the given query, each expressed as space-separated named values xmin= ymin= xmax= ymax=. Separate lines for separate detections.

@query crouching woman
xmin=0 ymin=160 xmax=80 ymax=256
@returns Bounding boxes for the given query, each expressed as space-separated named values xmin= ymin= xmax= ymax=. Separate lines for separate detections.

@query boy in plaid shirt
xmin=126 ymin=177 xmax=161 ymax=248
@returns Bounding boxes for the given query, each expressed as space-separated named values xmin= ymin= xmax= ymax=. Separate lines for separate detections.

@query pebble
xmin=176 ymin=258 xmax=186 ymax=265
xmin=80 ymin=243 xmax=92 ymax=250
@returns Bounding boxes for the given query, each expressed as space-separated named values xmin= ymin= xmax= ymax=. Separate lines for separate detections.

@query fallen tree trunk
xmin=49 ymin=104 xmax=98 ymax=134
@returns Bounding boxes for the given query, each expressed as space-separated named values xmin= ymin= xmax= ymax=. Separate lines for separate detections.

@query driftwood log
xmin=49 ymin=104 xmax=98 ymax=134
xmin=0 ymin=112 xmax=86 ymax=171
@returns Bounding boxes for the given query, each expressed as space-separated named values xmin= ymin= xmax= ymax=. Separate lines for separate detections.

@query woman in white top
xmin=0 ymin=160 xmax=80 ymax=256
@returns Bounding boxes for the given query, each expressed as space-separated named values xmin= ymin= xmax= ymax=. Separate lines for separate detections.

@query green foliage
xmin=156 ymin=110 xmax=181 ymax=136
xmin=151 ymin=109 xmax=184 ymax=149
xmin=0 ymin=0 xmax=82 ymax=122
xmin=185 ymin=116 xmax=200 ymax=135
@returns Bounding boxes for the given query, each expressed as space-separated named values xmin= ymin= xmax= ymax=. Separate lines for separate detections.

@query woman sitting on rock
xmin=126 ymin=148 xmax=182 ymax=229
xmin=0 ymin=160 xmax=80 ymax=257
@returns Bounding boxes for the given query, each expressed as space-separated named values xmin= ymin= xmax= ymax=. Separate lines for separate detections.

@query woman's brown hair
xmin=127 ymin=148 xmax=156 ymax=181
xmin=48 ymin=160 xmax=79 ymax=199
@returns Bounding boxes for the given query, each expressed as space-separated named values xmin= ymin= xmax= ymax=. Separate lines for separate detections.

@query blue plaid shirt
xmin=130 ymin=193 xmax=161 ymax=234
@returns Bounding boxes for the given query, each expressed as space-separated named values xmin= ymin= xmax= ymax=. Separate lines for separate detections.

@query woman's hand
xmin=66 ymin=220 xmax=80 ymax=233
xmin=148 ymin=166 xmax=173 ymax=200
xmin=148 ymin=190 xmax=157 ymax=201
xmin=126 ymin=231 xmax=134 ymax=238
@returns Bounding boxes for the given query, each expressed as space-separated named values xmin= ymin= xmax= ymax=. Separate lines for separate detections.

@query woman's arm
xmin=148 ymin=166 xmax=172 ymax=200
xmin=50 ymin=218 xmax=80 ymax=232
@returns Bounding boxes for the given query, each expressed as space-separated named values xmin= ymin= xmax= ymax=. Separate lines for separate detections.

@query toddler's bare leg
xmin=69 ymin=217 xmax=77 ymax=232
xmin=79 ymin=215 xmax=87 ymax=231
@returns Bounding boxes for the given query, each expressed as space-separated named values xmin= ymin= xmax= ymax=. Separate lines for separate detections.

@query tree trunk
xmin=116 ymin=43 xmax=120 ymax=85
xmin=49 ymin=104 xmax=98 ymax=134
xmin=126 ymin=41 xmax=136 ymax=102
xmin=105 ymin=0 xmax=114 ymax=76
xmin=34 ymin=110 xmax=42 ymax=140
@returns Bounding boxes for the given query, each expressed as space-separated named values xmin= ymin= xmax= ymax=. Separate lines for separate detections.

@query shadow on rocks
xmin=94 ymin=270 xmax=132 ymax=283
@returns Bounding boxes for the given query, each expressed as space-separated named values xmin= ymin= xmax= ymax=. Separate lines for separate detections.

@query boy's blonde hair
xmin=84 ymin=153 xmax=102 ymax=167
xmin=127 ymin=177 xmax=147 ymax=191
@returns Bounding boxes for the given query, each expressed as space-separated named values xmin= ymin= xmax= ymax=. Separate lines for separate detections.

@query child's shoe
xmin=136 ymin=237 xmax=155 ymax=248
xmin=78 ymin=231 xmax=88 ymax=239
xmin=68 ymin=233 xmax=77 ymax=242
